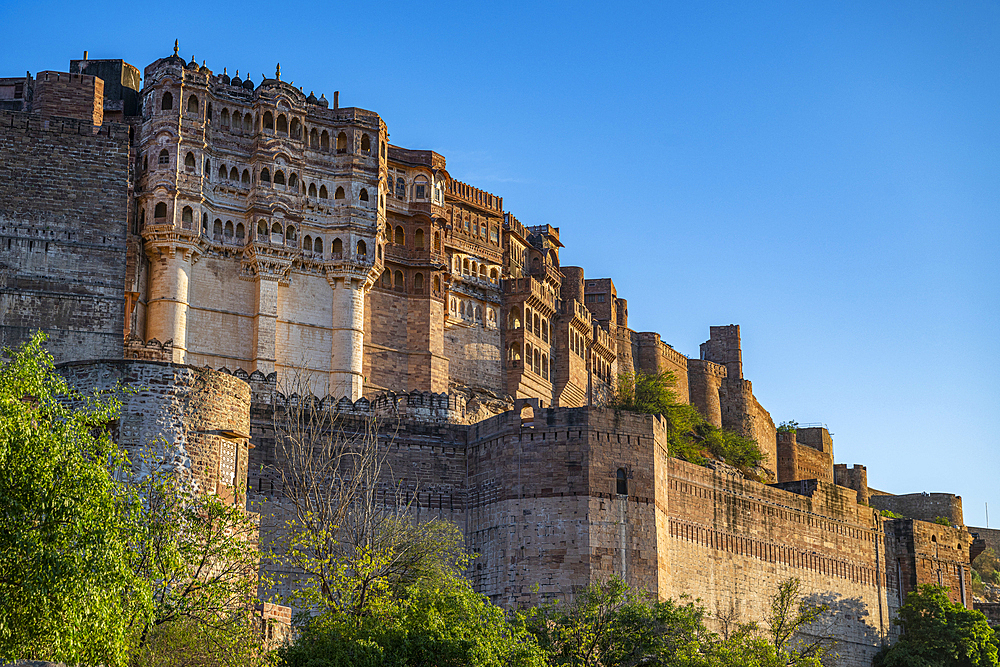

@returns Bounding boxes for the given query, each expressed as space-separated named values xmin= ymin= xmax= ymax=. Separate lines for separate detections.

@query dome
xmin=186 ymin=56 xmax=199 ymax=70
xmin=199 ymin=60 xmax=209 ymax=73
xmin=317 ymin=93 xmax=329 ymax=108
xmin=230 ymin=70 xmax=242 ymax=87
xmin=242 ymin=76 xmax=254 ymax=91
xmin=220 ymin=68 xmax=231 ymax=85
xmin=306 ymin=91 xmax=318 ymax=104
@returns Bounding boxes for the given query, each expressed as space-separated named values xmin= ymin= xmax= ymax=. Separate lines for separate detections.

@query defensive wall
xmin=58 ymin=359 xmax=251 ymax=502
xmin=870 ymin=492 xmax=965 ymax=527
xmin=0 ymin=110 xmax=130 ymax=362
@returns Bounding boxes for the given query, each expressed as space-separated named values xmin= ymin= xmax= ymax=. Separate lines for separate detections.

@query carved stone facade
xmin=0 ymin=48 xmax=987 ymax=667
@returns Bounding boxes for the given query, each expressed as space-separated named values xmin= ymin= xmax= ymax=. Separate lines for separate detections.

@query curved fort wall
xmin=58 ymin=360 xmax=251 ymax=502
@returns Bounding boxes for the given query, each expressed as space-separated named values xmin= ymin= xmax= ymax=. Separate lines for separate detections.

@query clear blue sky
xmin=2 ymin=0 xmax=997 ymax=525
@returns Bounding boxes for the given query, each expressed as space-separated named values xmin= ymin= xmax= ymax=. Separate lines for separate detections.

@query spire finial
xmin=173 ymin=39 xmax=179 ymax=56
xmin=223 ymin=67 xmax=227 ymax=75
xmin=276 ymin=63 xmax=281 ymax=80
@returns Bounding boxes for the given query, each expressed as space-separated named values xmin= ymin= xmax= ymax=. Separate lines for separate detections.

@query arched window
xmin=335 ymin=186 xmax=345 ymax=200
xmin=242 ymin=169 xmax=250 ymax=184
xmin=394 ymin=270 xmax=404 ymax=292
xmin=381 ymin=270 xmax=391 ymax=288
xmin=314 ymin=237 xmax=323 ymax=255
xmin=357 ymin=240 xmax=367 ymax=256
xmin=243 ymin=114 xmax=252 ymax=132
xmin=276 ymin=114 xmax=288 ymax=135
xmin=533 ymin=314 xmax=541 ymax=337
xmin=236 ymin=222 xmax=245 ymax=242
xmin=415 ymin=229 xmax=424 ymax=249
xmin=303 ymin=235 xmax=312 ymax=252
xmin=361 ymin=133 xmax=371 ymax=154
xmin=286 ymin=225 xmax=296 ymax=244
xmin=263 ymin=111 xmax=274 ymax=130
xmin=261 ymin=168 xmax=271 ymax=184
xmin=204 ymin=158 xmax=211 ymax=174
xmin=221 ymin=108 xmax=230 ymax=126
xmin=212 ymin=219 xmax=222 ymax=238
xmin=413 ymin=175 xmax=428 ymax=200
xmin=462 ymin=259 xmax=470 ymax=275
xmin=271 ymin=222 xmax=283 ymax=241
xmin=187 ymin=95 xmax=199 ymax=113
xmin=224 ymin=221 xmax=234 ymax=239
xmin=161 ymin=91 xmax=173 ymax=110
xmin=228 ymin=166 xmax=237 ymax=180
xmin=475 ymin=305 xmax=483 ymax=321
xmin=274 ymin=170 xmax=285 ymax=186
xmin=542 ymin=354 xmax=549 ymax=380
xmin=433 ymin=275 xmax=441 ymax=292
xmin=533 ymin=349 xmax=541 ymax=375
xmin=359 ymin=188 xmax=369 ymax=202
xmin=319 ymin=185 xmax=328 ymax=199
xmin=479 ymin=265 xmax=487 ymax=279
xmin=219 ymin=164 xmax=228 ymax=180
xmin=541 ymin=318 xmax=549 ymax=342
xmin=232 ymin=111 xmax=241 ymax=129
xmin=181 ymin=206 xmax=194 ymax=229
xmin=616 ymin=469 xmax=628 ymax=495
xmin=206 ymin=102 xmax=212 ymax=122
xmin=490 ymin=268 xmax=499 ymax=281
xmin=394 ymin=226 xmax=404 ymax=245
xmin=288 ymin=173 xmax=298 ymax=189
xmin=184 ymin=152 xmax=196 ymax=169
xmin=414 ymin=272 xmax=424 ymax=293
xmin=308 ymin=183 xmax=317 ymax=197
xmin=257 ymin=221 xmax=268 ymax=240
xmin=154 ymin=202 xmax=167 ymax=219
xmin=290 ymin=118 xmax=301 ymax=139
xmin=395 ymin=177 xmax=406 ymax=199
xmin=336 ymin=131 xmax=348 ymax=153
xmin=310 ymin=128 xmax=319 ymax=148
xmin=202 ymin=213 xmax=209 ymax=234
xmin=434 ymin=231 xmax=441 ymax=251
xmin=158 ymin=149 xmax=169 ymax=165
xmin=321 ymin=130 xmax=330 ymax=150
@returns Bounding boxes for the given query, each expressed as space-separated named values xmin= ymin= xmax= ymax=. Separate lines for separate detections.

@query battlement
xmin=448 ymin=178 xmax=502 ymax=212
xmin=504 ymin=212 xmax=529 ymax=240
xmin=0 ymin=109 xmax=127 ymax=139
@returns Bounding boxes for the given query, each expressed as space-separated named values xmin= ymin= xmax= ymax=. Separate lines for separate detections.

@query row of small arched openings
xmin=379 ymin=269 xmax=441 ymax=295
xmin=157 ymin=91 xmax=379 ymax=157
xmin=509 ymin=305 xmax=552 ymax=343
xmin=508 ymin=342 xmax=551 ymax=380
xmin=453 ymin=255 xmax=500 ymax=282
xmin=150 ymin=149 xmax=373 ymax=204
xmin=388 ymin=225 xmax=442 ymax=252
xmin=449 ymin=298 xmax=498 ymax=326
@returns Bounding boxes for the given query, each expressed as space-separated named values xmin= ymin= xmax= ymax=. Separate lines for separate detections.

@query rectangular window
xmin=596 ymin=294 xmax=606 ymax=303
xmin=415 ymin=184 xmax=426 ymax=199
xmin=585 ymin=294 xmax=596 ymax=303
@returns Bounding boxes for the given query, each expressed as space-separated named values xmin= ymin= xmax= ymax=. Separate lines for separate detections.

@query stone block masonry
xmin=0 ymin=110 xmax=129 ymax=361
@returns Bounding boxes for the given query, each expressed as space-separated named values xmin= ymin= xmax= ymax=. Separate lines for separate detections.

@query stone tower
xmin=135 ymin=48 xmax=385 ymax=398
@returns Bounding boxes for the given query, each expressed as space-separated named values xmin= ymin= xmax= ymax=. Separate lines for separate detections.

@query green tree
xmin=526 ymin=576 xmax=711 ymax=667
xmin=127 ymin=460 xmax=275 ymax=667
xmin=610 ymin=371 xmax=764 ymax=472
xmin=279 ymin=562 xmax=546 ymax=667
xmin=0 ymin=332 xmax=149 ymax=666
xmin=873 ymin=584 xmax=999 ymax=667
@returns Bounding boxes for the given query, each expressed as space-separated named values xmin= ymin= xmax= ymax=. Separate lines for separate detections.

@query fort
xmin=0 ymin=46 xmax=992 ymax=666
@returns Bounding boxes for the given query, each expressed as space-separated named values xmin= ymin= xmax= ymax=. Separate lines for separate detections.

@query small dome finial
xmin=275 ymin=63 xmax=281 ymax=80
xmin=173 ymin=39 xmax=179 ymax=56
xmin=223 ymin=67 xmax=227 ymax=75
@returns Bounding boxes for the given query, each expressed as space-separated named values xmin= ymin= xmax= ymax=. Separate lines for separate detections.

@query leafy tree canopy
xmin=874 ymin=584 xmax=999 ymax=667
xmin=0 ymin=332 xmax=148 ymax=666
xmin=610 ymin=371 xmax=764 ymax=472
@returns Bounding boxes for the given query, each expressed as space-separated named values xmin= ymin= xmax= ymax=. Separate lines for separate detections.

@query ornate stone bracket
xmin=240 ymin=242 xmax=295 ymax=285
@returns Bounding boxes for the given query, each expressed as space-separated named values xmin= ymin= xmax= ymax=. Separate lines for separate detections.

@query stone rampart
xmin=870 ymin=492 xmax=965 ymax=526
xmin=0 ymin=110 xmax=129 ymax=362
xmin=58 ymin=359 xmax=250 ymax=502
